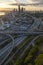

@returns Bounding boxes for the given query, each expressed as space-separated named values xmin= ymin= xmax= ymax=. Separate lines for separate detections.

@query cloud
xmin=0 ymin=0 xmax=28 ymax=3
xmin=27 ymin=0 xmax=43 ymax=6
xmin=0 ymin=0 xmax=43 ymax=5
xmin=0 ymin=0 xmax=16 ymax=3
xmin=30 ymin=0 xmax=43 ymax=3
xmin=15 ymin=0 xmax=28 ymax=3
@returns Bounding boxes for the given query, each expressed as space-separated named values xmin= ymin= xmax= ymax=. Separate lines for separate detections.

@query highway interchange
xmin=0 ymin=34 xmax=43 ymax=65
xmin=0 ymin=12 xmax=43 ymax=65
xmin=0 ymin=12 xmax=43 ymax=35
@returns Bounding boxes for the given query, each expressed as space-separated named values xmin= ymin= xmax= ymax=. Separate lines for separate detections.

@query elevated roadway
xmin=0 ymin=35 xmax=27 ymax=65
xmin=0 ymin=13 xmax=43 ymax=35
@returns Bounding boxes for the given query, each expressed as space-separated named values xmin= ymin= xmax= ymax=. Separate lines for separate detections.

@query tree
xmin=35 ymin=54 xmax=43 ymax=65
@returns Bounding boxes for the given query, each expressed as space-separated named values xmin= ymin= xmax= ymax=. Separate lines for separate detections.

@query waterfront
xmin=0 ymin=12 xmax=5 ymax=16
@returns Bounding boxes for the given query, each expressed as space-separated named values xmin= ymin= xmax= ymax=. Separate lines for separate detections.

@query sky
xmin=0 ymin=0 xmax=43 ymax=4
xmin=0 ymin=0 xmax=43 ymax=11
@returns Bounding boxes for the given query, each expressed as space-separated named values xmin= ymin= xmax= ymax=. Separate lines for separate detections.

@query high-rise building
xmin=18 ymin=5 xmax=21 ymax=12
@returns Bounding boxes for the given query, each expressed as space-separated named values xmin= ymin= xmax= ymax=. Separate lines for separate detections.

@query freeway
xmin=0 ymin=34 xmax=14 ymax=65
xmin=0 ymin=35 xmax=10 ymax=44
xmin=0 ymin=13 xmax=42 ymax=35
xmin=0 ymin=12 xmax=43 ymax=36
xmin=3 ymin=36 xmax=34 ymax=65
xmin=18 ymin=34 xmax=43 ymax=58
xmin=3 ymin=34 xmax=43 ymax=65
xmin=30 ymin=34 xmax=43 ymax=46
xmin=0 ymin=34 xmax=17 ymax=46
xmin=0 ymin=27 xmax=43 ymax=35
xmin=0 ymin=9 xmax=43 ymax=65
xmin=0 ymin=19 xmax=42 ymax=35
xmin=0 ymin=35 xmax=27 ymax=65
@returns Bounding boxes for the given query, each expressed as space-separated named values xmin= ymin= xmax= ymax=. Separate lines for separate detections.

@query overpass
xmin=0 ymin=19 xmax=43 ymax=35
xmin=0 ymin=25 xmax=43 ymax=35
xmin=0 ymin=10 xmax=43 ymax=35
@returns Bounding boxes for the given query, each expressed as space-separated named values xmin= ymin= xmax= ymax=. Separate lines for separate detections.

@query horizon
xmin=0 ymin=0 xmax=43 ymax=11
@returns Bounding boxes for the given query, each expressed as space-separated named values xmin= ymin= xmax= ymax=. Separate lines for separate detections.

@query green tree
xmin=35 ymin=54 xmax=43 ymax=65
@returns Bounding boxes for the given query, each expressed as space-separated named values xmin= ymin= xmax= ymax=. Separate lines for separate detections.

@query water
xmin=0 ymin=12 xmax=5 ymax=16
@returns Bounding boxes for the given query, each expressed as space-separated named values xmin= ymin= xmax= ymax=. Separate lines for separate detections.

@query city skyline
xmin=0 ymin=0 xmax=43 ymax=11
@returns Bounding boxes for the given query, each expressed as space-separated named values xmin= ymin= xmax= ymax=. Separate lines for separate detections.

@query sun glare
xmin=0 ymin=3 xmax=15 ymax=8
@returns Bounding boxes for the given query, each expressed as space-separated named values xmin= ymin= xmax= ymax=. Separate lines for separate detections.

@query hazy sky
xmin=0 ymin=0 xmax=43 ymax=11
xmin=0 ymin=0 xmax=43 ymax=4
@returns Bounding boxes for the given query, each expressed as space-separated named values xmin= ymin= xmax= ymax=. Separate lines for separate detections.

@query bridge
xmin=0 ymin=17 xmax=43 ymax=35
xmin=0 ymin=16 xmax=43 ymax=65
xmin=0 ymin=24 xmax=43 ymax=35
xmin=0 ymin=9 xmax=43 ymax=35
xmin=1 ymin=17 xmax=43 ymax=35
xmin=0 ymin=1 xmax=43 ymax=65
